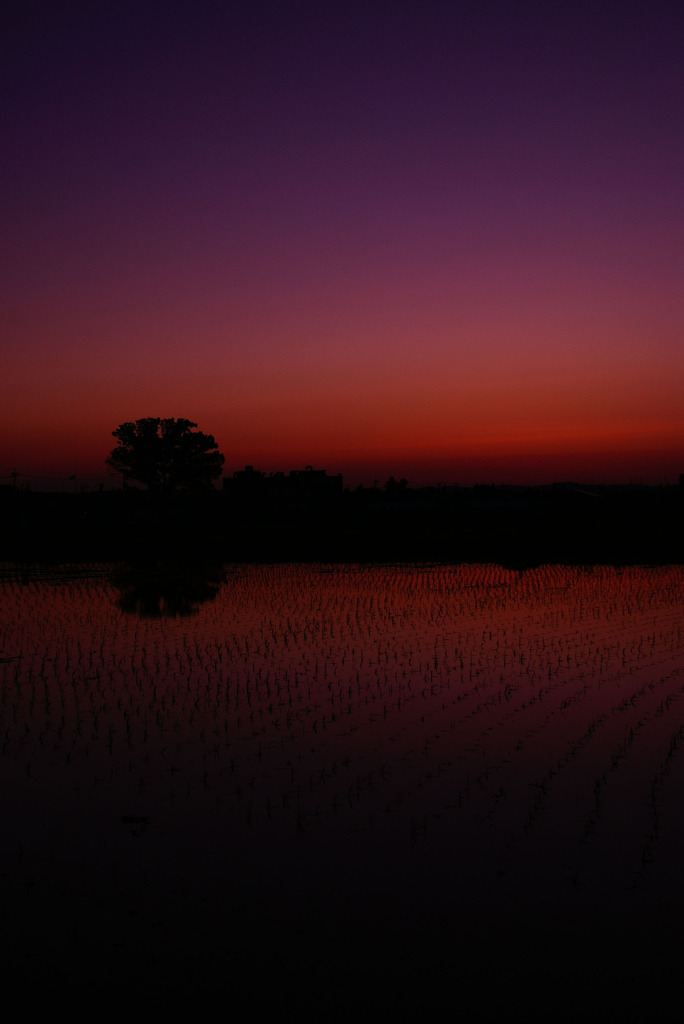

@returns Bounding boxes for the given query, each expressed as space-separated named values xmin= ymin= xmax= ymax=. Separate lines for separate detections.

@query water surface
xmin=2 ymin=563 xmax=683 ymax=1012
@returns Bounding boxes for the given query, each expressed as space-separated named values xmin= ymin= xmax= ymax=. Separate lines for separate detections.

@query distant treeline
xmin=1 ymin=478 xmax=682 ymax=565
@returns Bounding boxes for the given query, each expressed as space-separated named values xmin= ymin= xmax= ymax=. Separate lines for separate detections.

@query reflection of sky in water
xmin=2 ymin=564 xmax=684 ymax=1001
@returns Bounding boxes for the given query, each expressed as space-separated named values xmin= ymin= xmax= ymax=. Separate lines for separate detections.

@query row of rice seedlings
xmin=1 ymin=563 xmax=683 ymax=914
xmin=2 ymin=564 xmax=682 ymax=778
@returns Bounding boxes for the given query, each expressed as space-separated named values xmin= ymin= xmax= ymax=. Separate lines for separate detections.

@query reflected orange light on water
xmin=3 ymin=562 xmax=684 ymax=1005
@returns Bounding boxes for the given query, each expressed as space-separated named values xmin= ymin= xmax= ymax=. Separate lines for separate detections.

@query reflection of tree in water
xmin=113 ymin=562 xmax=225 ymax=618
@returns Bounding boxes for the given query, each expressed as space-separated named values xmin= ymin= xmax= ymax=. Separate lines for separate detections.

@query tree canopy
xmin=106 ymin=417 xmax=224 ymax=491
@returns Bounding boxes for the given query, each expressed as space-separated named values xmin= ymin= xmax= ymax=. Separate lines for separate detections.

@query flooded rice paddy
xmin=2 ymin=562 xmax=684 ymax=1014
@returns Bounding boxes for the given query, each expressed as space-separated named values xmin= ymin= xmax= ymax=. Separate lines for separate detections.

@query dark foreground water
xmin=2 ymin=563 xmax=683 ymax=1017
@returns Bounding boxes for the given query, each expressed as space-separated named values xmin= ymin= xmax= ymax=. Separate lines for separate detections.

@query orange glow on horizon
xmin=2 ymin=3 xmax=683 ymax=491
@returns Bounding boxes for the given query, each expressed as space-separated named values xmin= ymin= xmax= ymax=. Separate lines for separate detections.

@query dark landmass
xmin=1 ymin=477 xmax=682 ymax=564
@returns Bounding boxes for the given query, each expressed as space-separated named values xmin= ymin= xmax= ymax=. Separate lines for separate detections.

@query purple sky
xmin=2 ymin=0 xmax=683 ymax=488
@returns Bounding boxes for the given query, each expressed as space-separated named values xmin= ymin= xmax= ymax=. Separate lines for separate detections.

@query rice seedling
xmin=2 ymin=561 xmax=684 ymax=990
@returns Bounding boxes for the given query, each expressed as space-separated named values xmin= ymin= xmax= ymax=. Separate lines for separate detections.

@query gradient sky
xmin=2 ymin=0 xmax=683 ymax=488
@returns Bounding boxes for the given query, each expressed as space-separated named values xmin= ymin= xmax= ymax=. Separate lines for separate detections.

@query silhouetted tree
xmin=106 ymin=417 xmax=224 ymax=491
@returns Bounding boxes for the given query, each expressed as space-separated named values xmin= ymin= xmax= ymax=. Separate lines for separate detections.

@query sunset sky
xmin=2 ymin=0 xmax=683 ymax=488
